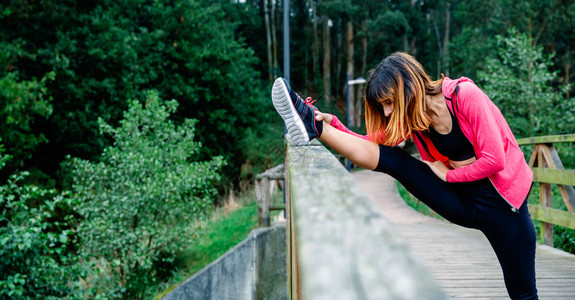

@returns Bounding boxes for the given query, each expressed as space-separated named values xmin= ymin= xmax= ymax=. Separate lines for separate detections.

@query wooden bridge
xmin=273 ymin=137 xmax=575 ymax=299
xmin=355 ymin=170 xmax=575 ymax=299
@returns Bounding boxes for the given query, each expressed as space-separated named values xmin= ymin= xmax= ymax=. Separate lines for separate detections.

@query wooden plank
xmin=558 ymin=185 xmax=575 ymax=212
xmin=538 ymin=145 xmax=575 ymax=211
xmin=516 ymin=134 xmax=575 ymax=145
xmin=262 ymin=177 xmax=270 ymax=226
xmin=532 ymin=168 xmax=575 ymax=186
xmin=353 ymin=171 xmax=575 ymax=300
xmin=255 ymin=172 xmax=285 ymax=180
xmin=528 ymin=204 xmax=575 ymax=230
xmin=527 ymin=144 xmax=539 ymax=168
xmin=538 ymin=150 xmax=554 ymax=246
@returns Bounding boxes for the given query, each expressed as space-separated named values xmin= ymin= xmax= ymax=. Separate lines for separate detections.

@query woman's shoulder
xmin=443 ymin=77 xmax=487 ymax=101
xmin=442 ymin=76 xmax=479 ymax=94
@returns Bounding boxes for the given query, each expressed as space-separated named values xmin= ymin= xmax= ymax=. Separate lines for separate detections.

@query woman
xmin=271 ymin=52 xmax=538 ymax=300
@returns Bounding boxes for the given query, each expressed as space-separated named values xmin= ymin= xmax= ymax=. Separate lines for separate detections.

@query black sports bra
xmin=428 ymin=101 xmax=475 ymax=161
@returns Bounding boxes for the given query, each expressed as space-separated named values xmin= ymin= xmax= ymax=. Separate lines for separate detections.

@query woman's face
xmin=381 ymin=99 xmax=394 ymax=117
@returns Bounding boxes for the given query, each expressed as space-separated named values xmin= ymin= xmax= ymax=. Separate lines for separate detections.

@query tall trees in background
xmin=252 ymin=0 xmax=574 ymax=133
xmin=0 ymin=0 xmax=277 ymax=187
xmin=479 ymin=28 xmax=571 ymax=137
xmin=2 ymin=0 xmax=575 ymax=185
xmin=2 ymin=0 xmax=575 ymax=296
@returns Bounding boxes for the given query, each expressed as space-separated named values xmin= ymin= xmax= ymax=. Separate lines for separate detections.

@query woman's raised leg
xmin=318 ymin=123 xmax=380 ymax=170
xmin=271 ymin=77 xmax=380 ymax=170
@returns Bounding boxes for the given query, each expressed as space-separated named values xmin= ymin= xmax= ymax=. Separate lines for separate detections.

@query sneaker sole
xmin=271 ymin=78 xmax=310 ymax=146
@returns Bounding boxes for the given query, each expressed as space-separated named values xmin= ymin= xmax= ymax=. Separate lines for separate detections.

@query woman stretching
xmin=271 ymin=52 xmax=538 ymax=300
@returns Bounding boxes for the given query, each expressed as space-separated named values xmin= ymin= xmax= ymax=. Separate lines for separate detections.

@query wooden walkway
xmin=353 ymin=170 xmax=575 ymax=299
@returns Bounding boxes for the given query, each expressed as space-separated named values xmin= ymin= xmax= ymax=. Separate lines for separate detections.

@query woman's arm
xmin=445 ymin=82 xmax=506 ymax=183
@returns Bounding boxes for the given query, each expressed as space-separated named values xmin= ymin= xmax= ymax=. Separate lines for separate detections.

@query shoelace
xmin=304 ymin=97 xmax=317 ymax=107
xmin=296 ymin=92 xmax=317 ymax=107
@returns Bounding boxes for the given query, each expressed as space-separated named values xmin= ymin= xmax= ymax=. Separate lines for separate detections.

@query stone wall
xmin=161 ymin=225 xmax=287 ymax=300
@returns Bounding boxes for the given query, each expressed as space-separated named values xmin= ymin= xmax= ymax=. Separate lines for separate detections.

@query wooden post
xmin=538 ymin=145 xmax=554 ymax=246
xmin=256 ymin=178 xmax=264 ymax=226
xmin=517 ymin=134 xmax=575 ymax=245
xmin=263 ymin=177 xmax=271 ymax=227
xmin=256 ymin=165 xmax=286 ymax=227
xmin=539 ymin=145 xmax=575 ymax=212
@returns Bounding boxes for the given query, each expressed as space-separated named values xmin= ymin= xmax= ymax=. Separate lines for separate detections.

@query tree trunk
xmin=310 ymin=0 xmax=319 ymax=85
xmin=271 ymin=0 xmax=278 ymax=79
xmin=442 ymin=1 xmax=451 ymax=76
xmin=346 ymin=20 xmax=357 ymax=127
xmin=432 ymin=8 xmax=443 ymax=78
xmin=360 ymin=19 xmax=367 ymax=77
xmin=403 ymin=35 xmax=409 ymax=53
xmin=354 ymin=18 xmax=367 ymax=124
xmin=264 ymin=0 xmax=273 ymax=82
xmin=322 ymin=17 xmax=331 ymax=102
xmin=409 ymin=0 xmax=417 ymax=56
xmin=566 ymin=48 xmax=571 ymax=99
xmin=336 ymin=20 xmax=343 ymax=98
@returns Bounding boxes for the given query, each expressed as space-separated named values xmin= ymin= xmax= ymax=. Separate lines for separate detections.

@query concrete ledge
xmin=286 ymin=141 xmax=445 ymax=299
xmin=162 ymin=224 xmax=287 ymax=300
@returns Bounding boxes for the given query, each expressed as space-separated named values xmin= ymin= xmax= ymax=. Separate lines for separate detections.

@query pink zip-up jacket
xmin=330 ymin=77 xmax=533 ymax=209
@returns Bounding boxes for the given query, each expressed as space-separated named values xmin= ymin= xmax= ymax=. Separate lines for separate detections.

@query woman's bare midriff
xmin=450 ymin=157 xmax=476 ymax=169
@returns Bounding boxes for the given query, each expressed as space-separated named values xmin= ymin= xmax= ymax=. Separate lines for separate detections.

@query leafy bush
xmin=0 ymin=143 xmax=77 ymax=298
xmin=71 ymin=92 xmax=224 ymax=298
xmin=479 ymin=28 xmax=575 ymax=255
xmin=0 ymin=0 xmax=267 ymax=187
xmin=0 ymin=42 xmax=54 ymax=170
xmin=478 ymin=28 xmax=574 ymax=138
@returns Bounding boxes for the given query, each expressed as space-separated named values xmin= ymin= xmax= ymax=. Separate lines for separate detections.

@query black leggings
xmin=375 ymin=146 xmax=538 ymax=300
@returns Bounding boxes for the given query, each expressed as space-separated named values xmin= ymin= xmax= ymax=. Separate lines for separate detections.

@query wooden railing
xmin=255 ymin=164 xmax=286 ymax=226
xmin=517 ymin=134 xmax=575 ymax=246
xmin=284 ymin=140 xmax=444 ymax=300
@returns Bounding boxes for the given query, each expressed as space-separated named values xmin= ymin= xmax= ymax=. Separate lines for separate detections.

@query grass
xmin=151 ymin=197 xmax=261 ymax=299
xmin=395 ymin=182 xmax=444 ymax=221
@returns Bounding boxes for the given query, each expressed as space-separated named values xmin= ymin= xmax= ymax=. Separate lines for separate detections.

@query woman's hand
xmin=314 ymin=110 xmax=333 ymax=124
xmin=423 ymin=160 xmax=450 ymax=182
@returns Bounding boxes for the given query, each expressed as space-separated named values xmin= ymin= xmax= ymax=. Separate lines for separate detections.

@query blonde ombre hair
xmin=364 ymin=52 xmax=443 ymax=146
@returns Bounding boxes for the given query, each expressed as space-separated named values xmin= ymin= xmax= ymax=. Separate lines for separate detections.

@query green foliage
xmin=71 ymin=92 xmax=224 ymax=298
xmin=239 ymin=123 xmax=285 ymax=180
xmin=478 ymin=28 xmax=573 ymax=138
xmin=0 ymin=42 xmax=54 ymax=168
xmin=0 ymin=0 xmax=267 ymax=186
xmin=0 ymin=144 xmax=77 ymax=298
xmin=153 ymin=199 xmax=259 ymax=299
xmin=396 ymin=182 xmax=443 ymax=221
xmin=555 ymin=227 xmax=575 ymax=255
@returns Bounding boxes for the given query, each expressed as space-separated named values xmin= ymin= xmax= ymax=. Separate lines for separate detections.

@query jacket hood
xmin=442 ymin=76 xmax=474 ymax=97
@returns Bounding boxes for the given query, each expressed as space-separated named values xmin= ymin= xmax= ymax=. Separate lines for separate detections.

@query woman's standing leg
xmin=475 ymin=200 xmax=538 ymax=299
xmin=373 ymin=145 xmax=476 ymax=228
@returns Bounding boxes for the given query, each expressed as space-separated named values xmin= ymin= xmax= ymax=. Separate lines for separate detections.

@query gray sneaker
xmin=271 ymin=78 xmax=323 ymax=146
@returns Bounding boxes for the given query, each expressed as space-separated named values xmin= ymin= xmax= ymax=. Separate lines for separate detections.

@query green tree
xmin=0 ymin=0 xmax=268 ymax=186
xmin=71 ymin=92 xmax=224 ymax=298
xmin=0 ymin=41 xmax=54 ymax=172
xmin=0 ymin=142 xmax=77 ymax=298
xmin=478 ymin=28 xmax=572 ymax=138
